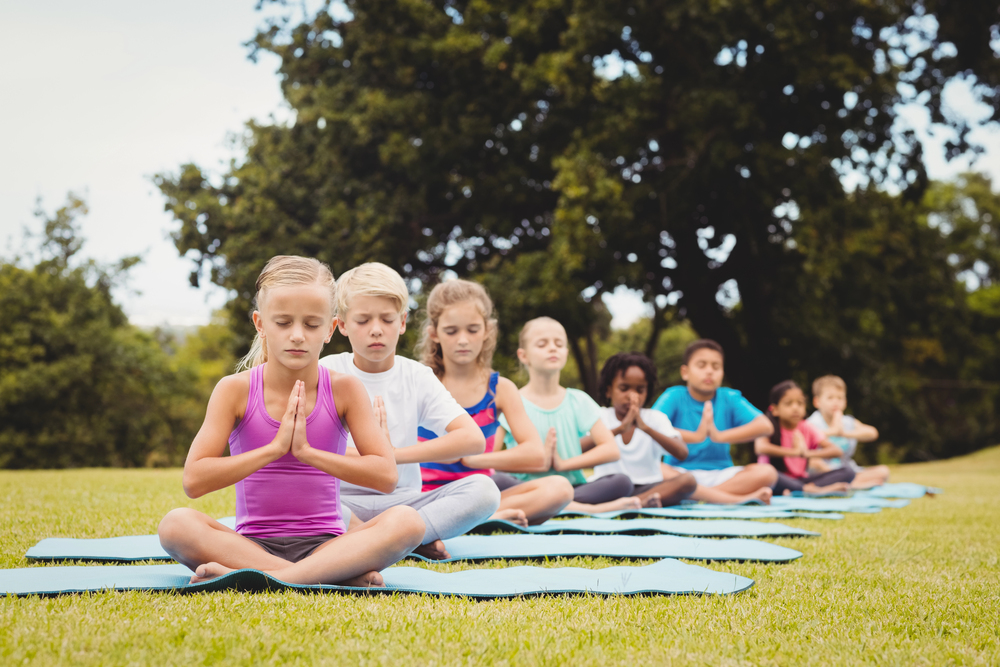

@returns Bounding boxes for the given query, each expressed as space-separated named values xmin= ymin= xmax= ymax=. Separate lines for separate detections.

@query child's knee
xmin=464 ymin=474 xmax=502 ymax=512
xmin=748 ymin=463 xmax=778 ymax=486
xmin=157 ymin=508 xmax=196 ymax=543
xmin=541 ymin=476 xmax=575 ymax=504
xmin=678 ymin=472 xmax=698 ymax=496
xmin=382 ymin=506 xmax=425 ymax=544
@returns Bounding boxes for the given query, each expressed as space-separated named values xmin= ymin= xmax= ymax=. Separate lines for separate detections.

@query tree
xmin=157 ymin=0 xmax=999 ymax=398
xmin=0 ymin=196 xmax=202 ymax=468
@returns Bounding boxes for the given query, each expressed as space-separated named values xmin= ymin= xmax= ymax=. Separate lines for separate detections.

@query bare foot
xmin=492 ymin=508 xmax=529 ymax=527
xmin=413 ymin=539 xmax=451 ymax=560
xmin=190 ymin=562 xmax=234 ymax=584
xmin=749 ymin=487 xmax=773 ymax=505
xmin=642 ymin=493 xmax=662 ymax=508
xmin=335 ymin=570 xmax=385 ymax=588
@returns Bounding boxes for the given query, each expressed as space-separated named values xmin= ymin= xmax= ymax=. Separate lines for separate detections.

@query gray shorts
xmin=244 ymin=533 xmax=338 ymax=563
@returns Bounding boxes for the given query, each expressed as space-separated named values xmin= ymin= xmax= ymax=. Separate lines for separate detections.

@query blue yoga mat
xmin=473 ymin=517 xmax=819 ymax=538
xmin=27 ymin=532 xmax=801 ymax=564
xmin=768 ymin=496 xmax=908 ymax=512
xmin=0 ymin=559 xmax=754 ymax=598
xmin=854 ymin=483 xmax=942 ymax=499
xmin=561 ymin=507 xmax=845 ymax=520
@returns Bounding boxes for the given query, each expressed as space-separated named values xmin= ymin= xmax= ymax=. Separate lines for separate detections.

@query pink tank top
xmin=229 ymin=363 xmax=348 ymax=537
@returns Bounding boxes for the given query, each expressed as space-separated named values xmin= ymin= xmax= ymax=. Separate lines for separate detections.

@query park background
xmin=2 ymin=0 xmax=999 ymax=470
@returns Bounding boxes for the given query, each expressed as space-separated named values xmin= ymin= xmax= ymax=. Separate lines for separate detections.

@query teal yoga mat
xmin=768 ymin=496 xmax=908 ymax=512
xmin=27 ymin=533 xmax=801 ymax=564
xmin=0 ymin=559 xmax=754 ymax=598
xmin=560 ymin=507 xmax=845 ymax=520
xmin=472 ymin=517 xmax=820 ymax=538
xmin=854 ymin=483 xmax=942 ymax=499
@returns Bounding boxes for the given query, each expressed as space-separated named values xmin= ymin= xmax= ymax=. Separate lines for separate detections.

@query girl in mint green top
xmin=495 ymin=317 xmax=645 ymax=513
xmin=499 ymin=388 xmax=601 ymax=486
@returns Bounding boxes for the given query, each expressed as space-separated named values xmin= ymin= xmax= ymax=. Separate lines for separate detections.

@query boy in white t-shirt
xmin=805 ymin=375 xmax=890 ymax=489
xmin=319 ymin=263 xmax=499 ymax=559
xmin=589 ymin=353 xmax=697 ymax=506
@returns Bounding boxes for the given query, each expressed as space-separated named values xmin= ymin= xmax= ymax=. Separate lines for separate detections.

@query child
xmin=651 ymin=340 xmax=778 ymax=498
xmin=416 ymin=280 xmax=574 ymax=526
xmin=754 ymin=380 xmax=856 ymax=495
xmin=157 ymin=256 xmax=425 ymax=586
xmin=496 ymin=317 xmax=647 ymax=514
xmin=318 ymin=263 xmax=500 ymax=560
xmin=589 ymin=352 xmax=698 ymax=507
xmin=806 ymin=375 xmax=890 ymax=489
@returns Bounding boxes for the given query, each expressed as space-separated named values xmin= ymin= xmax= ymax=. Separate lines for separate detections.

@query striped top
xmin=419 ymin=372 xmax=499 ymax=491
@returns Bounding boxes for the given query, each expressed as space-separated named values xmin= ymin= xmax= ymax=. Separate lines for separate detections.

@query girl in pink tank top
xmin=157 ymin=256 xmax=424 ymax=588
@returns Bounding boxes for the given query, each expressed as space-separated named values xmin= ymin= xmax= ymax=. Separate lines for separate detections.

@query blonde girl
xmin=157 ymin=256 xmax=424 ymax=586
xmin=416 ymin=280 xmax=574 ymax=526
xmin=496 ymin=317 xmax=652 ymax=514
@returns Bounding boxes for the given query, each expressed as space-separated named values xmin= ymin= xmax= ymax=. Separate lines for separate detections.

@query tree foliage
xmin=0 ymin=197 xmax=222 ymax=468
xmin=156 ymin=0 xmax=1000 ymax=460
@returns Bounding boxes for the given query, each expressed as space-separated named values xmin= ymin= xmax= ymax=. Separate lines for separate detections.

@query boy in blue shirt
xmin=652 ymin=340 xmax=778 ymax=499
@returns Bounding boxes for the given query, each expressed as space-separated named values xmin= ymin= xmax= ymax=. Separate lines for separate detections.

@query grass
xmin=1 ymin=450 xmax=999 ymax=666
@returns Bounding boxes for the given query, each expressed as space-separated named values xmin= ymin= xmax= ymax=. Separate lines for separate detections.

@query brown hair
xmin=812 ymin=375 xmax=847 ymax=397
xmin=417 ymin=279 xmax=498 ymax=379
xmin=682 ymin=339 xmax=725 ymax=366
xmin=236 ymin=256 xmax=335 ymax=371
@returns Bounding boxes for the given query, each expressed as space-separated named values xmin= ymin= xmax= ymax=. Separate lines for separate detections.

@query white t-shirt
xmin=592 ymin=407 xmax=681 ymax=485
xmin=318 ymin=352 xmax=466 ymax=492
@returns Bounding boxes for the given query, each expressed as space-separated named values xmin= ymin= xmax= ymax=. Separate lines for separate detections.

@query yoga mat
xmin=472 ymin=517 xmax=819 ymax=538
xmin=27 ymin=533 xmax=801 ymax=564
xmin=854 ymin=483 xmax=942 ymax=499
xmin=0 ymin=559 xmax=754 ymax=598
xmin=410 ymin=535 xmax=801 ymax=563
xmin=560 ymin=507 xmax=845 ymax=520
xmin=768 ymin=496 xmax=908 ymax=512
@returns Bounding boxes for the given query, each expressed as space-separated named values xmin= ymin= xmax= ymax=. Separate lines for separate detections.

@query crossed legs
xmin=158 ymin=506 xmax=424 ymax=586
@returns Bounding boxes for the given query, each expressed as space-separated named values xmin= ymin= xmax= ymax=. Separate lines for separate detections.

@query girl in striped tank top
xmin=157 ymin=256 xmax=424 ymax=587
xmin=417 ymin=280 xmax=574 ymax=526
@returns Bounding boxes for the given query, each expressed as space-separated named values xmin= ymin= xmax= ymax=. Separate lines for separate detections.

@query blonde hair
xmin=334 ymin=262 xmax=409 ymax=318
xmin=236 ymin=255 xmax=336 ymax=371
xmin=417 ymin=279 xmax=498 ymax=379
xmin=518 ymin=316 xmax=565 ymax=349
xmin=812 ymin=374 xmax=847 ymax=397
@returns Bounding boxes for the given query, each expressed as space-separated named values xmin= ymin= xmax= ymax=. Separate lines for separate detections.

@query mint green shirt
xmin=498 ymin=388 xmax=602 ymax=486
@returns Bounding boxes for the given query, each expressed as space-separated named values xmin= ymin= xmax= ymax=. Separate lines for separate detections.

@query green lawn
xmin=1 ymin=449 xmax=998 ymax=666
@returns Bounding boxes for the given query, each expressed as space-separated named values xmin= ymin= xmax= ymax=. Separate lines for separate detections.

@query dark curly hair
xmin=597 ymin=352 xmax=658 ymax=407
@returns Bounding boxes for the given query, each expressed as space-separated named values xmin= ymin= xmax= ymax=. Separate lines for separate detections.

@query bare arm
xmin=182 ymin=374 xmax=292 ymax=499
xmin=712 ymin=413 xmax=774 ymax=444
xmin=291 ymin=375 xmax=398 ymax=493
xmin=754 ymin=436 xmax=795 ymax=458
xmin=554 ymin=420 xmax=619 ymax=471
xmin=636 ymin=411 xmax=688 ymax=461
xmin=845 ymin=420 xmax=879 ymax=443
xmin=805 ymin=437 xmax=845 ymax=460
xmin=393 ymin=412 xmax=486 ymax=464
xmin=461 ymin=378 xmax=547 ymax=472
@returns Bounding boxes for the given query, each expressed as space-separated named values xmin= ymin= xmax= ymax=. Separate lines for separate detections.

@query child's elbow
xmin=374 ymin=464 xmax=398 ymax=494
xmin=182 ymin=472 xmax=205 ymax=499
xmin=467 ymin=429 xmax=487 ymax=455
xmin=674 ymin=445 xmax=689 ymax=462
xmin=759 ymin=418 xmax=775 ymax=436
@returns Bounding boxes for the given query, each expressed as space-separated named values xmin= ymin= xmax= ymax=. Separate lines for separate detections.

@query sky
xmin=1 ymin=2 xmax=998 ymax=330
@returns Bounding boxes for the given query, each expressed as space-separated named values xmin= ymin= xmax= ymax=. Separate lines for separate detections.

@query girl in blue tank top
xmin=157 ymin=256 xmax=424 ymax=587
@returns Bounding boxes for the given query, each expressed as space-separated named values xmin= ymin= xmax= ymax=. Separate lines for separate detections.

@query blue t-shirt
xmin=650 ymin=386 xmax=763 ymax=470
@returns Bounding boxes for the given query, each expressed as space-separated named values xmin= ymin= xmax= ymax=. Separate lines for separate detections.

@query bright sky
xmin=1 ymin=2 xmax=997 ymax=330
